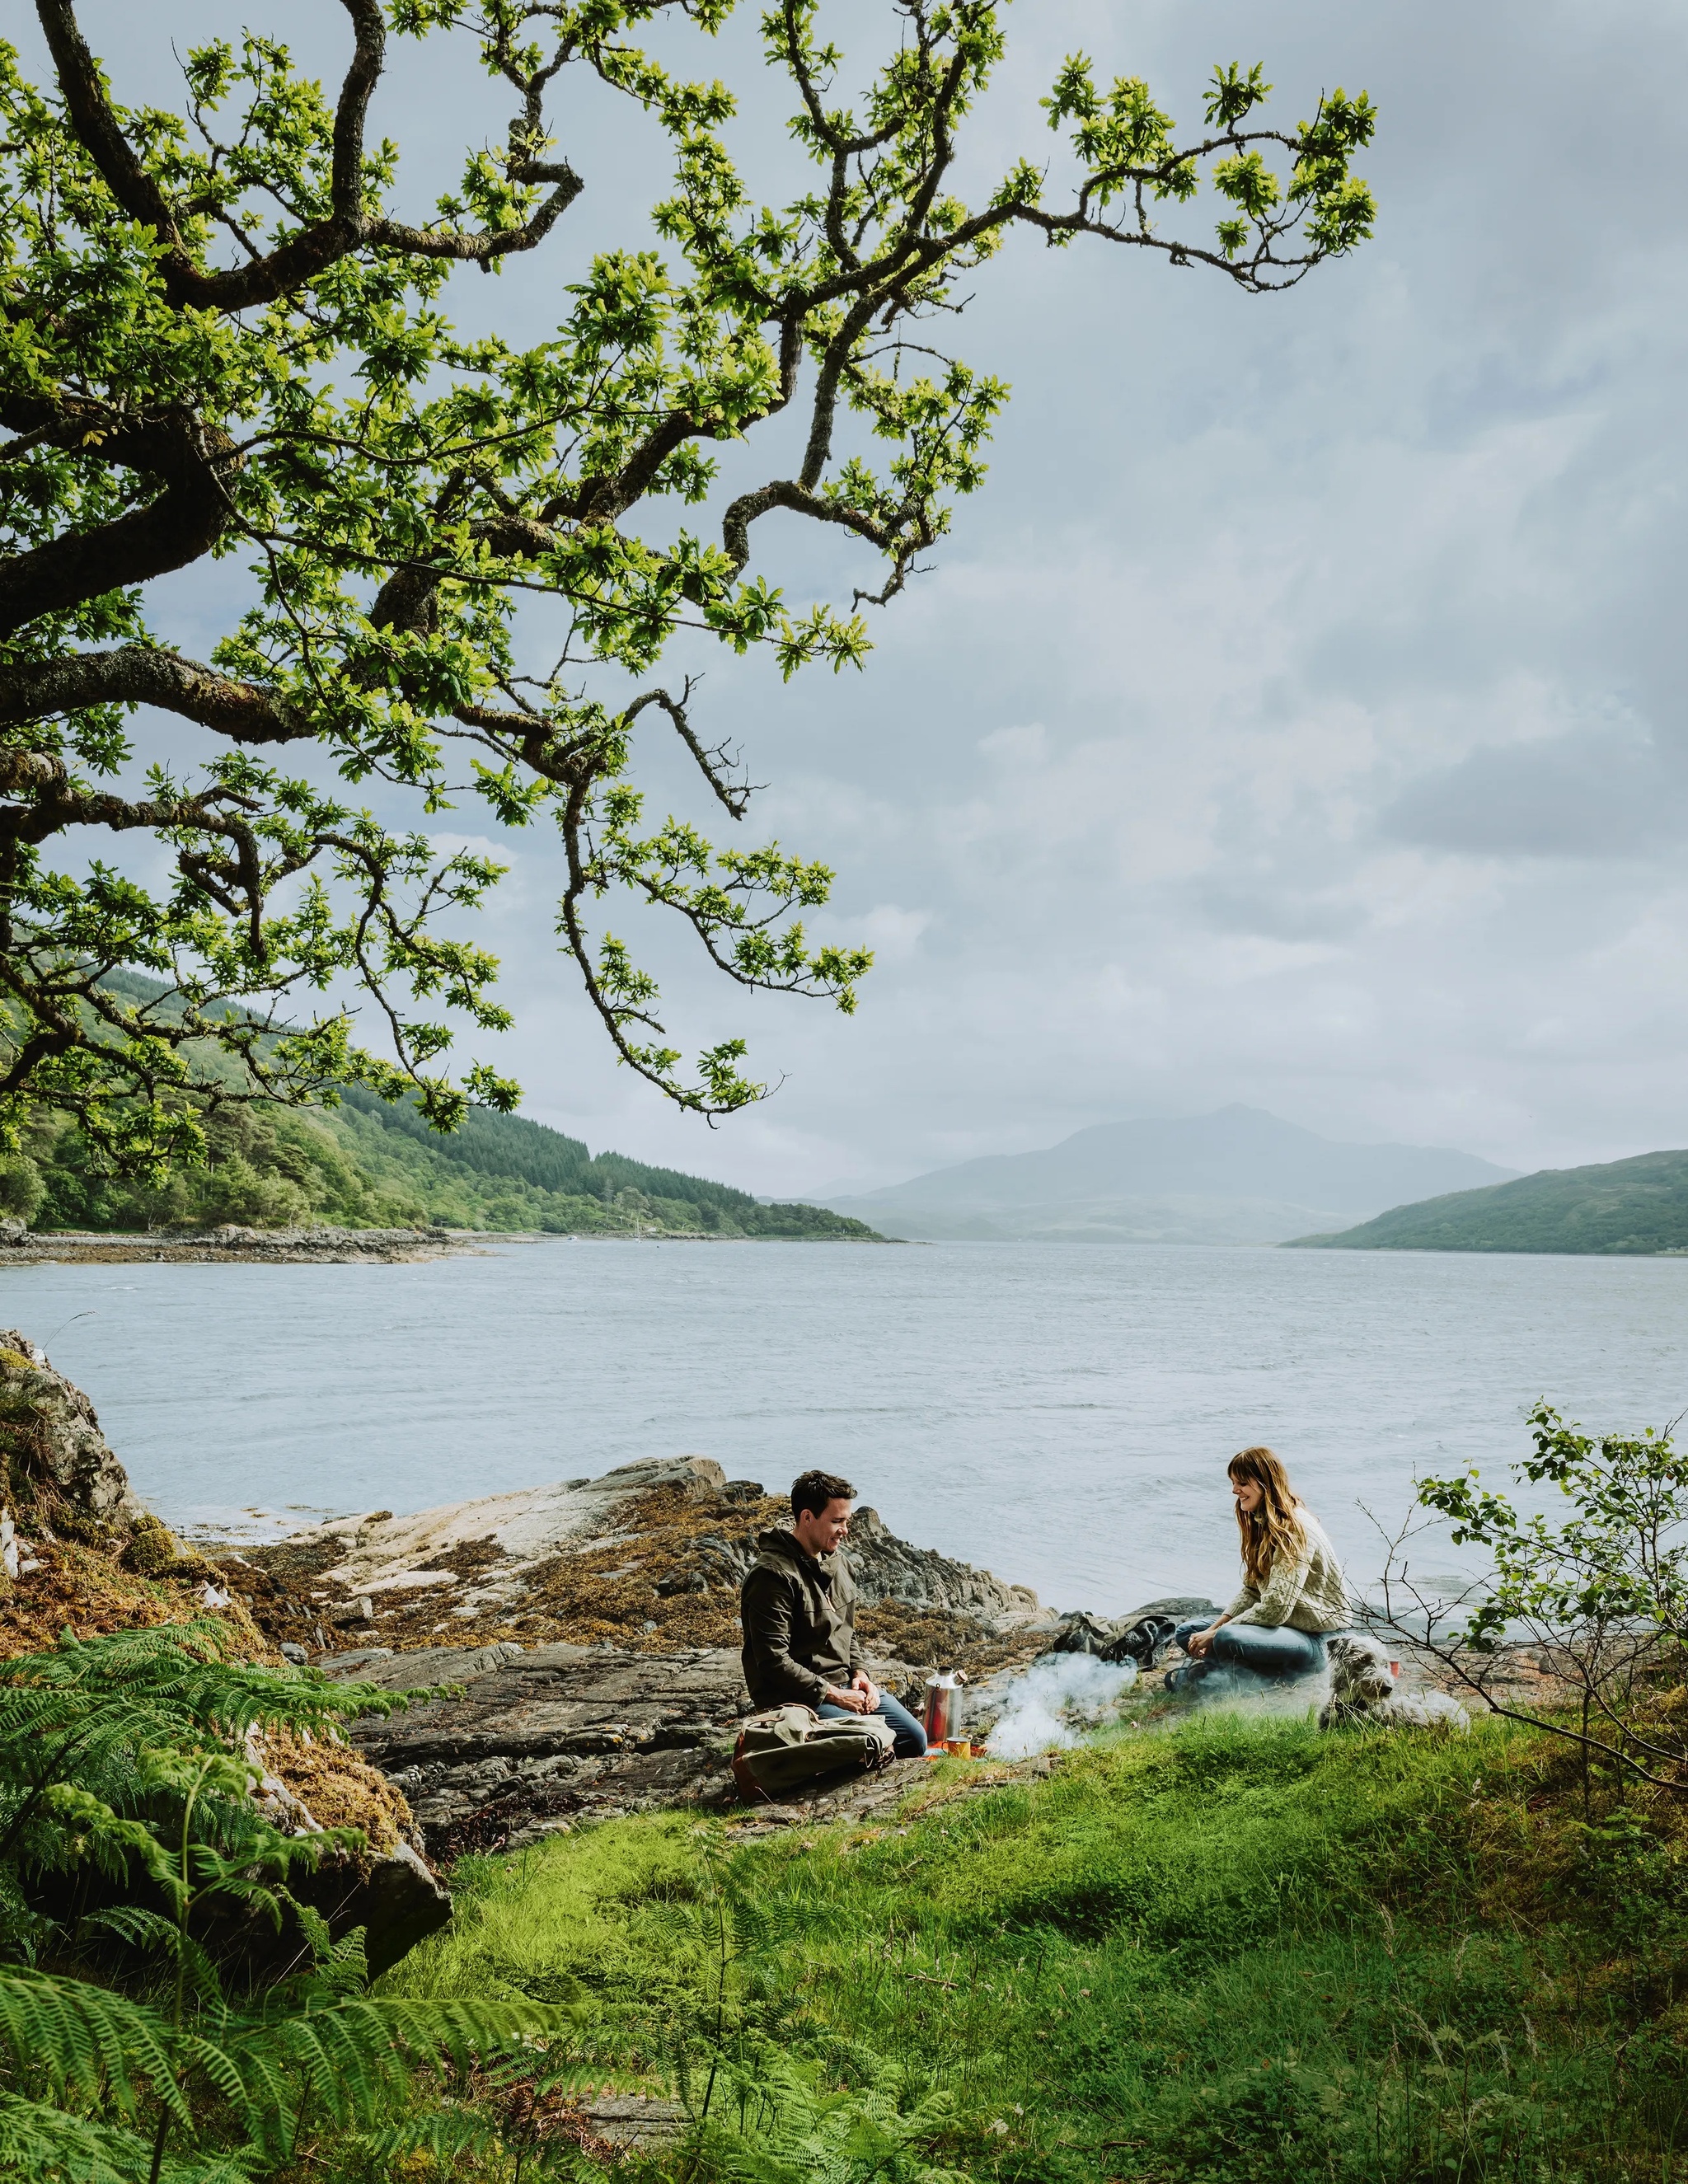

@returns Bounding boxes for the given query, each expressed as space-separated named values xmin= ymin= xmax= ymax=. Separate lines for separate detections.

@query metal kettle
xmin=922 ymin=1668 xmax=968 ymax=1747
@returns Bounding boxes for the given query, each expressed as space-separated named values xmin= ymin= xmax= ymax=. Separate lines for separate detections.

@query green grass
xmin=385 ymin=1712 xmax=1688 ymax=2181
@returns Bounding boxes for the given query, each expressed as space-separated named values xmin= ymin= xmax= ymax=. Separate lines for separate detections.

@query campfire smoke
xmin=983 ymin=1652 xmax=1138 ymax=1758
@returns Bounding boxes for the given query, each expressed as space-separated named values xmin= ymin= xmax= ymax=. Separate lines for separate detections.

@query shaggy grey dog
xmin=1320 ymin=1633 xmax=1469 ymax=1732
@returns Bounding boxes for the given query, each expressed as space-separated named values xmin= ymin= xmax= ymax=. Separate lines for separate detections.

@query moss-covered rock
xmin=0 ymin=1330 xmax=143 ymax=1533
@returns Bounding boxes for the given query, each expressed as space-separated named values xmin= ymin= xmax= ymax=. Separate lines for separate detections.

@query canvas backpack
xmin=731 ymin=1704 xmax=896 ymax=1802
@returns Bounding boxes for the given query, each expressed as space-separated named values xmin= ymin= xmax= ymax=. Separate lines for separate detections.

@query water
xmin=2 ymin=1241 xmax=1684 ymax=1615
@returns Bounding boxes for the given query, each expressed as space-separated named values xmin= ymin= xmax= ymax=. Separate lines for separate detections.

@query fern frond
xmin=0 ymin=2090 xmax=256 ymax=2184
xmin=0 ymin=2090 xmax=149 ymax=2184
xmin=350 ymin=2106 xmax=504 ymax=2167
xmin=0 ymin=1971 xmax=185 ymax=2122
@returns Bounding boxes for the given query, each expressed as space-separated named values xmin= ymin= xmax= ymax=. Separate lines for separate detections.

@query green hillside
xmin=1286 ymin=1146 xmax=1688 ymax=1254
xmin=0 ymin=1010 xmax=879 ymax=1239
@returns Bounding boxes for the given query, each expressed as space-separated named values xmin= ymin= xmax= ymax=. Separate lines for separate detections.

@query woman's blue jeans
xmin=816 ymin=1690 xmax=928 ymax=1757
xmin=1173 ymin=1618 xmax=1327 ymax=1682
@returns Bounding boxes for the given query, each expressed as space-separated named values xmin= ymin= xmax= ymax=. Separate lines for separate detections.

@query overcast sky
xmin=45 ymin=2 xmax=1688 ymax=1196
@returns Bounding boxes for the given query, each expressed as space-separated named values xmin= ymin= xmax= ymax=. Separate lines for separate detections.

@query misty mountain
xmin=823 ymin=1106 xmax=1517 ymax=1244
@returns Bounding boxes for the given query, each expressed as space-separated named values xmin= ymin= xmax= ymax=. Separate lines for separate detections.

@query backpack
xmin=1107 ymin=1615 xmax=1180 ymax=1668
xmin=731 ymin=1704 xmax=896 ymax=1802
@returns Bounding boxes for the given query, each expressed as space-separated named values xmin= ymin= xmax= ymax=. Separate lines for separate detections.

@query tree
xmin=0 ymin=1 xmax=1376 ymax=1174
xmin=1374 ymin=1404 xmax=1688 ymax=1798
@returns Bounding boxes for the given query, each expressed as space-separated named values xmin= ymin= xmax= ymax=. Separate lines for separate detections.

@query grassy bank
xmin=377 ymin=1708 xmax=1688 ymax=2182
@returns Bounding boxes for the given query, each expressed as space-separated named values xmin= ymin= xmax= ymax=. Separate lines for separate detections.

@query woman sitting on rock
xmin=1166 ymin=1446 xmax=1349 ymax=1693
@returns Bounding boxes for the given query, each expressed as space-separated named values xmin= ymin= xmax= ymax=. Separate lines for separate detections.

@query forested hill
xmin=331 ymin=1086 xmax=879 ymax=1240
xmin=11 ymin=1080 xmax=880 ymax=1241
xmin=1285 ymin=1147 xmax=1688 ymax=1255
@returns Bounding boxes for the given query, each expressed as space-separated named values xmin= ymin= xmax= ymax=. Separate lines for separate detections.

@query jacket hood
xmin=753 ymin=1527 xmax=811 ymax=1566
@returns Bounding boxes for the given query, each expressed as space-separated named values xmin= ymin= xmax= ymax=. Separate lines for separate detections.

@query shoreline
xmin=0 ymin=1224 xmax=492 ymax=1266
xmin=0 ymin=1225 xmax=898 ymax=1265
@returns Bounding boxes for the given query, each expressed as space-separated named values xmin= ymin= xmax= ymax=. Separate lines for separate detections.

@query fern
xmin=0 ymin=1624 xmax=565 ymax=2177
xmin=696 ymin=2045 xmax=969 ymax=2184
xmin=0 ymin=2090 xmax=254 ymax=2183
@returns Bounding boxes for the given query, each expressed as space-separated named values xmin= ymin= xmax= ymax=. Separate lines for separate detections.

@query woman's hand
xmin=1186 ymin=1624 xmax=1221 ymax=1658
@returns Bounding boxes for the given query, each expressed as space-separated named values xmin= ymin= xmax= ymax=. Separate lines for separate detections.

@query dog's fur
xmin=1320 ymin=1632 xmax=1469 ymax=1732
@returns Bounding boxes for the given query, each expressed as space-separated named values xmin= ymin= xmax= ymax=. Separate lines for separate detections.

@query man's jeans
xmin=817 ymin=1690 xmax=928 ymax=1757
xmin=1173 ymin=1617 xmax=1328 ymax=1681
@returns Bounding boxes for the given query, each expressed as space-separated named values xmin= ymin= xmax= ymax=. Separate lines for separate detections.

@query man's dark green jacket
xmin=739 ymin=1527 xmax=866 ymax=1708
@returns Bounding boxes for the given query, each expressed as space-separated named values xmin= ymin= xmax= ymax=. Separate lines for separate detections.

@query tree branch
xmin=0 ymin=404 xmax=240 ymax=638
xmin=0 ymin=648 xmax=311 ymax=743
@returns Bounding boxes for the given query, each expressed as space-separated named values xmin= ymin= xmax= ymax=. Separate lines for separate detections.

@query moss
xmin=120 ymin=1514 xmax=185 ymax=1577
xmin=260 ymin=1727 xmax=412 ymax=1855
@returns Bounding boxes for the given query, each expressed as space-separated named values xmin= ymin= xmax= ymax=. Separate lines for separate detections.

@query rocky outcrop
xmin=843 ymin=1504 xmax=1040 ymax=1621
xmin=331 ymin=1634 xmax=963 ymax=1856
xmin=297 ymin=1840 xmax=453 ymax=1979
xmin=339 ymin=1640 xmax=757 ymax=1854
xmin=229 ymin=1460 xmax=1053 ymax=1666
xmin=0 ymin=1330 xmax=144 ymax=1535
xmin=0 ymin=1334 xmax=450 ymax=1975
xmin=263 ymin=1458 xmax=732 ymax=1621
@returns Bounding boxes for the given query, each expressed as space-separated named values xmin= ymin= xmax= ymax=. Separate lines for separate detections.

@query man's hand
xmin=824 ymin=1682 xmax=873 ymax=1713
xmin=851 ymin=1669 xmax=879 ymax=1710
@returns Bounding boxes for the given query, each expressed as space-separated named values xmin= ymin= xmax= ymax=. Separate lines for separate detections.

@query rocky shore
xmin=0 ymin=1328 xmax=1568 ymax=1886
xmin=0 ymin=1221 xmax=490 ymax=1264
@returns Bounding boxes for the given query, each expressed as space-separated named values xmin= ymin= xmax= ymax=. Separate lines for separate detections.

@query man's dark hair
xmin=791 ymin=1469 xmax=856 ymax=1521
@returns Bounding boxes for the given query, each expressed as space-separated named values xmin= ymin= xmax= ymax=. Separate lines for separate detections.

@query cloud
xmin=30 ymin=0 xmax=1688 ymax=1199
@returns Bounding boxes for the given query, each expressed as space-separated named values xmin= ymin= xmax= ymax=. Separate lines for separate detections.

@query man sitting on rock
xmin=740 ymin=1469 xmax=928 ymax=1758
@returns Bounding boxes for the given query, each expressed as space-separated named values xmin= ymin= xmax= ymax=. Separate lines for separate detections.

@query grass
xmin=379 ymin=1705 xmax=1688 ymax=2182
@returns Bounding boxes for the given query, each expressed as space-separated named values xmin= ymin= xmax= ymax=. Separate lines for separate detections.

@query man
xmin=739 ymin=1469 xmax=928 ymax=1758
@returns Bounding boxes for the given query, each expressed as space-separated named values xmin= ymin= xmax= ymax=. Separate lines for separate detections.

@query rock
xmin=349 ymin=1640 xmax=757 ymax=1854
xmin=0 ymin=1220 xmax=27 ymax=1250
xmin=844 ymin=1506 xmax=1043 ymax=1629
xmin=324 ymin=1640 xmax=523 ymax=1689
xmin=271 ymin=1456 xmax=732 ymax=1618
xmin=292 ymin=1840 xmax=452 ymax=1980
xmin=0 ymin=1330 xmax=143 ymax=1537
xmin=316 ymin=1646 xmax=396 ymax=1675
xmin=584 ymin=2095 xmax=688 ymax=2149
xmin=279 ymin=1642 xmax=309 ymax=1666
xmin=237 ymin=1722 xmax=449 ymax=1975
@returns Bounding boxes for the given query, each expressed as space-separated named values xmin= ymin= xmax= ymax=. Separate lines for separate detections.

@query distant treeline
xmin=0 ymin=1021 xmax=878 ymax=1240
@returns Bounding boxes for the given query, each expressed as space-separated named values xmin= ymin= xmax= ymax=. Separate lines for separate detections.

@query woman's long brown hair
xmin=1229 ymin=1445 xmax=1306 ymax=1589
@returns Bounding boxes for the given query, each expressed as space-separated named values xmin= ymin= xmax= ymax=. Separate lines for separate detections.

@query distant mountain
xmin=823 ymin=1106 xmax=1517 ymax=1244
xmin=1285 ymin=1147 xmax=1688 ymax=1255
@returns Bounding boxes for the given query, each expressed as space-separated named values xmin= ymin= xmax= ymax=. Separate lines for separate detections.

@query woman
xmin=1166 ymin=1446 xmax=1349 ymax=1692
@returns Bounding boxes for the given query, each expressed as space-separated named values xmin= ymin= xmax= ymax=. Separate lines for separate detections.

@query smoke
xmin=983 ymin=1652 xmax=1138 ymax=1759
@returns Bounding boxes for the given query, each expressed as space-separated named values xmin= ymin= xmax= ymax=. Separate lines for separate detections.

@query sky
xmin=35 ymin=2 xmax=1688 ymax=1198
